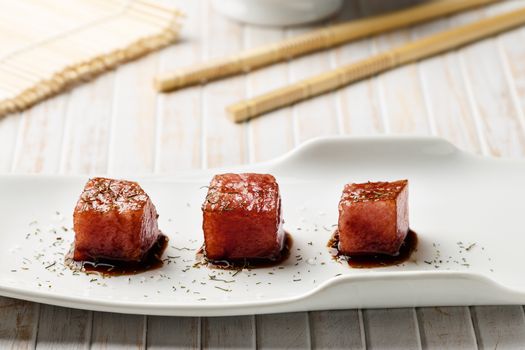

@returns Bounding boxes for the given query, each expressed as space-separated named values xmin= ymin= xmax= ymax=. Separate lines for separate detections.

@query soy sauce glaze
xmin=196 ymin=232 xmax=293 ymax=270
xmin=65 ymin=234 xmax=169 ymax=276
xmin=328 ymin=230 xmax=417 ymax=268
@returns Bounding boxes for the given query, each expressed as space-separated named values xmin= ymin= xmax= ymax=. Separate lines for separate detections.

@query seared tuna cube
xmin=73 ymin=177 xmax=160 ymax=262
xmin=202 ymin=173 xmax=284 ymax=260
xmin=338 ymin=180 xmax=408 ymax=256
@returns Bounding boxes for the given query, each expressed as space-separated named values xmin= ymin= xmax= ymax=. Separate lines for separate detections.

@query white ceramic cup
xmin=211 ymin=0 xmax=344 ymax=27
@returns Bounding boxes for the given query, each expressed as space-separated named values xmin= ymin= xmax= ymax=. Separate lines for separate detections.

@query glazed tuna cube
xmin=338 ymin=180 xmax=408 ymax=256
xmin=202 ymin=173 xmax=284 ymax=260
xmin=73 ymin=177 xmax=160 ymax=262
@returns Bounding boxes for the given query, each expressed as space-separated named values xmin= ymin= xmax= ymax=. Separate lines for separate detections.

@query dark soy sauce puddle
xmin=196 ymin=233 xmax=293 ymax=270
xmin=65 ymin=234 xmax=169 ymax=276
xmin=328 ymin=230 xmax=418 ymax=268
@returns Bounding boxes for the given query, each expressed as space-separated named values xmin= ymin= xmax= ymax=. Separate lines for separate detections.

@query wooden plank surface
xmin=202 ymin=316 xmax=255 ymax=349
xmin=256 ymin=313 xmax=310 ymax=349
xmin=147 ymin=317 xmax=200 ymax=350
xmin=361 ymin=0 xmax=430 ymax=135
xmin=456 ymin=2 xmax=525 ymax=157
xmin=11 ymin=95 xmax=68 ymax=174
xmin=0 ymin=299 xmax=39 ymax=350
xmin=287 ymin=25 xmax=340 ymax=142
xmin=201 ymin=0 xmax=246 ymax=169
xmin=90 ymin=313 xmax=146 ymax=350
xmin=107 ymin=54 xmax=160 ymax=175
xmin=60 ymin=72 xmax=115 ymax=174
xmin=362 ymin=309 xmax=420 ymax=350
xmin=410 ymin=12 xmax=481 ymax=152
xmin=335 ymin=36 xmax=384 ymax=135
xmin=0 ymin=113 xmax=20 ymax=171
xmin=35 ymin=306 xmax=91 ymax=350
xmin=245 ymin=26 xmax=294 ymax=162
xmin=471 ymin=306 xmax=525 ymax=350
xmin=1 ymin=0 xmax=525 ymax=349
xmin=154 ymin=0 xmax=203 ymax=173
xmin=417 ymin=307 xmax=476 ymax=350
xmin=309 ymin=310 xmax=364 ymax=349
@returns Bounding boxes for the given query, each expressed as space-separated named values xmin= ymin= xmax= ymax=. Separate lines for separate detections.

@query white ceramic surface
xmin=0 ymin=136 xmax=524 ymax=316
xmin=211 ymin=0 xmax=344 ymax=26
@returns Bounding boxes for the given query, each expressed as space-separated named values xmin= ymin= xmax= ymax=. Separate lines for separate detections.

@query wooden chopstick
xmin=154 ymin=0 xmax=499 ymax=92
xmin=227 ymin=6 xmax=525 ymax=123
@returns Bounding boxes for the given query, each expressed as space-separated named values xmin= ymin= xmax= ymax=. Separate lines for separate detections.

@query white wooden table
xmin=2 ymin=0 xmax=525 ymax=348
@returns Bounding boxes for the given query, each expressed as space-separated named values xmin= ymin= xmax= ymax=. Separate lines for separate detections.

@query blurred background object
xmin=156 ymin=0 xmax=498 ymax=93
xmin=211 ymin=0 xmax=345 ymax=26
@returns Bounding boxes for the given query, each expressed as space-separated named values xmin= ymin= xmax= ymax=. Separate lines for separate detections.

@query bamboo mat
xmin=0 ymin=0 xmax=181 ymax=118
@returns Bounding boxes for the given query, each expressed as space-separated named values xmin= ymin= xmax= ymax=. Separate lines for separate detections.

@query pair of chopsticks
xmin=155 ymin=0 xmax=525 ymax=123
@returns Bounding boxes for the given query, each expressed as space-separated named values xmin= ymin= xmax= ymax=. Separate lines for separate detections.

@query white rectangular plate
xmin=1 ymin=136 xmax=524 ymax=316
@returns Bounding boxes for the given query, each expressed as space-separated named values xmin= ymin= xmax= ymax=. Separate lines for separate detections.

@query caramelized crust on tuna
xmin=73 ymin=178 xmax=160 ymax=262
xmin=202 ymin=173 xmax=284 ymax=260
xmin=338 ymin=180 xmax=409 ymax=256
xmin=203 ymin=173 xmax=279 ymax=213
xmin=340 ymin=181 xmax=407 ymax=203
xmin=75 ymin=178 xmax=150 ymax=212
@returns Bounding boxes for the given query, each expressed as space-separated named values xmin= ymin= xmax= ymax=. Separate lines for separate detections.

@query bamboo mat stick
xmin=154 ymin=0 xmax=499 ymax=92
xmin=227 ymin=6 xmax=525 ymax=123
